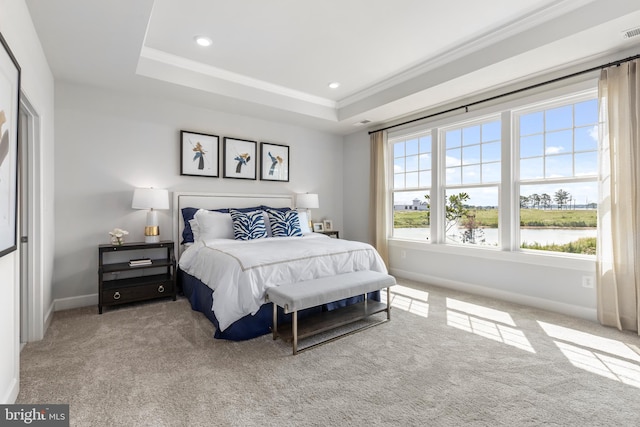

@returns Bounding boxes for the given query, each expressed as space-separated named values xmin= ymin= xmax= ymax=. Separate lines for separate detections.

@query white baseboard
xmin=1 ymin=377 xmax=19 ymax=404
xmin=44 ymin=301 xmax=55 ymax=331
xmin=54 ymin=293 xmax=98 ymax=312
xmin=390 ymin=267 xmax=598 ymax=322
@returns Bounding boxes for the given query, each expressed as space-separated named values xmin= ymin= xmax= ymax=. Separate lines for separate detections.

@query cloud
xmin=446 ymin=156 xmax=460 ymax=167
xmin=545 ymin=146 xmax=564 ymax=155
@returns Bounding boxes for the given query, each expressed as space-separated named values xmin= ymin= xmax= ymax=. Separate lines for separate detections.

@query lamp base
xmin=144 ymin=233 xmax=160 ymax=244
xmin=144 ymin=211 xmax=161 ymax=243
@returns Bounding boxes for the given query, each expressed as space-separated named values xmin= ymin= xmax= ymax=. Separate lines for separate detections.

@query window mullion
xmin=430 ymin=128 xmax=442 ymax=243
xmin=500 ymin=110 xmax=515 ymax=251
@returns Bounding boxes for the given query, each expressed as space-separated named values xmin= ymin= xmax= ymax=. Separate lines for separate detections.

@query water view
xmin=393 ymin=227 xmax=596 ymax=246
xmin=393 ymin=205 xmax=597 ymax=254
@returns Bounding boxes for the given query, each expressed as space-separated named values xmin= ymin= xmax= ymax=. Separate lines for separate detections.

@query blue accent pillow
xmin=234 ymin=206 xmax=263 ymax=213
xmin=260 ymin=205 xmax=291 ymax=212
xmin=181 ymin=208 xmax=201 ymax=244
xmin=229 ymin=209 xmax=268 ymax=240
xmin=266 ymin=209 xmax=303 ymax=237
xmin=181 ymin=206 xmax=259 ymax=244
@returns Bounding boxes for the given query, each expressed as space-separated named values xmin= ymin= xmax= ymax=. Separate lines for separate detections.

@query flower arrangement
xmin=109 ymin=228 xmax=129 ymax=245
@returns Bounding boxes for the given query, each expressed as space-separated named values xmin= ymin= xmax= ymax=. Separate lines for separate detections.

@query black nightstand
xmin=318 ymin=230 xmax=340 ymax=239
xmin=98 ymin=240 xmax=176 ymax=314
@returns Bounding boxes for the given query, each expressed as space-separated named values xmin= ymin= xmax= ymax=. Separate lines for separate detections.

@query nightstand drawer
xmin=102 ymin=282 xmax=174 ymax=305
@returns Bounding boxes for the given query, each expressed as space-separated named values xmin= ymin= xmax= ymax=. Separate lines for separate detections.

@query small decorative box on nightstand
xmin=98 ymin=240 xmax=176 ymax=314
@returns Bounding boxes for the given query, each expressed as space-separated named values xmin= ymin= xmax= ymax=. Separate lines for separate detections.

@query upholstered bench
xmin=266 ymin=270 xmax=396 ymax=354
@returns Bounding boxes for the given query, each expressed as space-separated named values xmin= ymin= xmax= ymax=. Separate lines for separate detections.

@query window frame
xmin=438 ymin=115 xmax=502 ymax=247
xmin=387 ymin=81 xmax=598 ymax=263
xmin=513 ymin=90 xmax=598 ymax=254
xmin=389 ymin=129 xmax=434 ymax=243
xmin=391 ymin=130 xmax=433 ymax=192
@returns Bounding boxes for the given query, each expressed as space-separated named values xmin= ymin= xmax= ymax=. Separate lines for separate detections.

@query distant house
xmin=394 ymin=198 xmax=428 ymax=211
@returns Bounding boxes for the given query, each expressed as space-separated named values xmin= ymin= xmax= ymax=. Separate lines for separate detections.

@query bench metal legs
xmin=293 ymin=311 xmax=298 ymax=354
xmin=272 ymin=289 xmax=393 ymax=356
xmin=272 ymin=303 xmax=278 ymax=340
xmin=387 ymin=286 xmax=391 ymax=321
xmin=272 ymin=303 xmax=299 ymax=354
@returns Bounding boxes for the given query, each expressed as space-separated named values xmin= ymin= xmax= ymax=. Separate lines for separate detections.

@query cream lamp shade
xmin=295 ymin=193 xmax=319 ymax=228
xmin=132 ymin=188 xmax=170 ymax=243
xmin=295 ymin=193 xmax=319 ymax=209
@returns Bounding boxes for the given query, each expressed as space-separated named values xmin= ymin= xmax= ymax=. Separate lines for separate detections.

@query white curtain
xmin=369 ymin=131 xmax=389 ymax=267
xmin=597 ymin=59 xmax=640 ymax=333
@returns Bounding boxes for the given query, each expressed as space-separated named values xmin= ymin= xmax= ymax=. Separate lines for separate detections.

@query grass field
xmin=520 ymin=237 xmax=596 ymax=255
xmin=393 ymin=208 xmax=597 ymax=254
xmin=393 ymin=208 xmax=597 ymax=228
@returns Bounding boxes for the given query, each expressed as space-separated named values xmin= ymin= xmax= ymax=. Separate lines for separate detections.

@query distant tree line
xmin=520 ymin=189 xmax=596 ymax=210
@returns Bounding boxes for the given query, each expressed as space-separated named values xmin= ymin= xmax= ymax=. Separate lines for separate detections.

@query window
xmin=517 ymin=97 xmax=598 ymax=254
xmin=389 ymin=88 xmax=598 ymax=257
xmin=392 ymin=133 xmax=431 ymax=241
xmin=443 ymin=119 xmax=500 ymax=246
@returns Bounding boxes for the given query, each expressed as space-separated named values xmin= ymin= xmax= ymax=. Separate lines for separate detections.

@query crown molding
xmin=139 ymin=47 xmax=337 ymax=109
xmin=336 ymin=0 xmax=597 ymax=109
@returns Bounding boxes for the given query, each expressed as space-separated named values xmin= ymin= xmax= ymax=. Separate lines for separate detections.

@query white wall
xmin=53 ymin=82 xmax=344 ymax=303
xmin=343 ymin=129 xmax=598 ymax=320
xmin=0 ymin=0 xmax=55 ymax=404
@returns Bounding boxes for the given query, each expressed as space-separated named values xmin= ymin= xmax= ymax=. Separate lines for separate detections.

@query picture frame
xmin=0 ymin=33 xmax=20 ymax=258
xmin=323 ymin=220 xmax=333 ymax=231
xmin=180 ymin=130 xmax=219 ymax=177
xmin=223 ymin=137 xmax=257 ymax=180
xmin=313 ymin=222 xmax=324 ymax=232
xmin=260 ymin=142 xmax=289 ymax=182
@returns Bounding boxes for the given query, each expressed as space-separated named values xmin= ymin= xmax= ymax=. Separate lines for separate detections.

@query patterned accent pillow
xmin=229 ymin=209 xmax=268 ymax=240
xmin=266 ymin=209 xmax=303 ymax=237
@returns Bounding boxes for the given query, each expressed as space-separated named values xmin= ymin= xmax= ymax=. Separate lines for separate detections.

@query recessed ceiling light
xmin=328 ymin=82 xmax=341 ymax=89
xmin=194 ymin=36 xmax=212 ymax=47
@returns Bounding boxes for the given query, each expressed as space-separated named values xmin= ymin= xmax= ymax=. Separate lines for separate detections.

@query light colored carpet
xmin=17 ymin=279 xmax=640 ymax=426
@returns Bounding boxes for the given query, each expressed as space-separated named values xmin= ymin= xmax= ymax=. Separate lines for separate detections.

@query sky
xmin=393 ymin=98 xmax=599 ymax=207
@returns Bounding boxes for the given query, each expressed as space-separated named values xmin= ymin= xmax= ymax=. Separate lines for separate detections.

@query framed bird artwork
xmin=260 ymin=142 xmax=289 ymax=182
xmin=223 ymin=137 xmax=257 ymax=180
xmin=180 ymin=130 xmax=219 ymax=178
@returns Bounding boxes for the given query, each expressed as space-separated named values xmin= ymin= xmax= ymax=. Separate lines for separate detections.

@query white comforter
xmin=179 ymin=234 xmax=387 ymax=331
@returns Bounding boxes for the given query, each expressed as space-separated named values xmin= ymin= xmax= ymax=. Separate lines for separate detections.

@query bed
xmin=173 ymin=192 xmax=387 ymax=341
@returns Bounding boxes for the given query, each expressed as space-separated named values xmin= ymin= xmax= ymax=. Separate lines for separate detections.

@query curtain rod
xmin=369 ymin=52 xmax=640 ymax=135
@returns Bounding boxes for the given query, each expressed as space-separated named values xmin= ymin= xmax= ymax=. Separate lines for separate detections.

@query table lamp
xmin=295 ymin=193 xmax=319 ymax=228
xmin=132 ymin=188 xmax=170 ymax=243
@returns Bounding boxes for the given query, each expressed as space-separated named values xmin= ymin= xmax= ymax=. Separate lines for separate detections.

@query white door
xmin=18 ymin=103 xmax=29 ymax=344
xmin=18 ymin=94 xmax=43 ymax=344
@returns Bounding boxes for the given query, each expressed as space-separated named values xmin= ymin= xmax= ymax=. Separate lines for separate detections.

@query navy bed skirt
xmin=178 ymin=269 xmax=380 ymax=341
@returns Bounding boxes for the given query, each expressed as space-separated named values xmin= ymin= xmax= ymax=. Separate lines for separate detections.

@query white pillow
xmin=194 ymin=209 xmax=234 ymax=240
xmin=297 ymin=210 xmax=312 ymax=234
